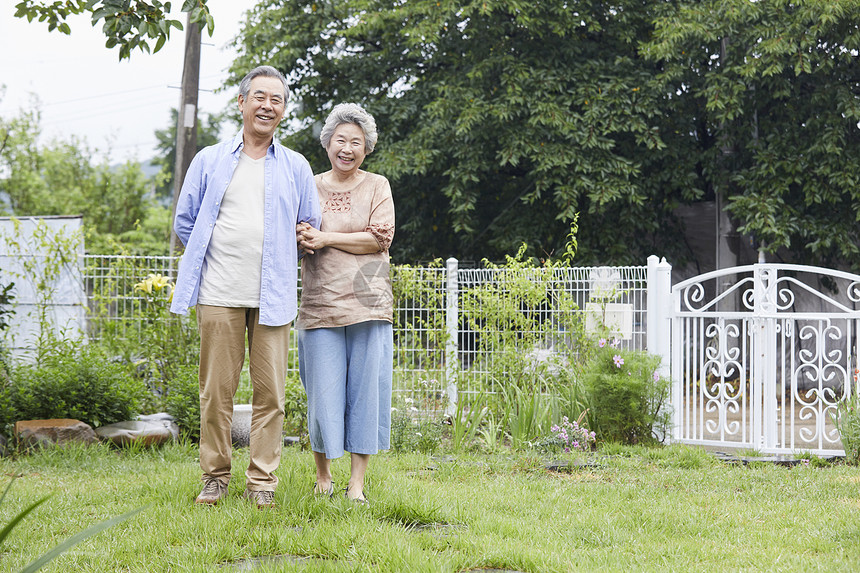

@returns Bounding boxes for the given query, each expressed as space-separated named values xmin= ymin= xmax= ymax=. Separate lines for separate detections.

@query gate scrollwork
xmin=702 ymin=321 xmax=745 ymax=437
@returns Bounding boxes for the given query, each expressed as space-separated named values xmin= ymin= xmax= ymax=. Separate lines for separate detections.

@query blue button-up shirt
xmin=170 ymin=133 xmax=321 ymax=326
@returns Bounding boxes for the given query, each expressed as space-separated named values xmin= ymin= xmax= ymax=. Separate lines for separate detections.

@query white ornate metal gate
xmin=662 ymin=263 xmax=860 ymax=455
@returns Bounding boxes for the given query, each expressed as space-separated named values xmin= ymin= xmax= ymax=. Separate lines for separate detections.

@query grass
xmin=0 ymin=442 xmax=858 ymax=572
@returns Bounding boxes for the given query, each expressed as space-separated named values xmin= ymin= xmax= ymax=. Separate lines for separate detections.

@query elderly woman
xmin=296 ymin=103 xmax=395 ymax=503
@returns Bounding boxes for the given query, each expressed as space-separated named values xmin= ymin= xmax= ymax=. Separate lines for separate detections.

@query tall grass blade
xmin=0 ymin=496 xmax=51 ymax=549
xmin=19 ymin=506 xmax=146 ymax=573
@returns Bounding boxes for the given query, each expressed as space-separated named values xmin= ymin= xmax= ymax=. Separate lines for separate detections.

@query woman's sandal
xmin=344 ymin=486 xmax=369 ymax=505
xmin=313 ymin=481 xmax=335 ymax=498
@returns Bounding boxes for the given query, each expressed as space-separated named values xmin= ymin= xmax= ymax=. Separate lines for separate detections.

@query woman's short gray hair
xmin=319 ymin=103 xmax=378 ymax=153
xmin=239 ymin=66 xmax=290 ymax=100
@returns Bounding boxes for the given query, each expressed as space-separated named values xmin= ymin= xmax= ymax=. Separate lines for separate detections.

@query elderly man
xmin=171 ymin=65 xmax=321 ymax=508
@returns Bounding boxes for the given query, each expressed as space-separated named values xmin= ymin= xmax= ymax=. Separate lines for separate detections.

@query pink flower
xmin=611 ymin=338 xmax=621 ymax=348
xmin=613 ymin=355 xmax=624 ymax=368
xmin=598 ymin=338 xmax=607 ymax=348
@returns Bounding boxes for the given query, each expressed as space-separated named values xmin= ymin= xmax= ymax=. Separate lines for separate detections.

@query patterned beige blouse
xmin=296 ymin=171 xmax=395 ymax=329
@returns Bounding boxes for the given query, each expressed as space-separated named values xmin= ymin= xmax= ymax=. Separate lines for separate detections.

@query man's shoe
xmin=242 ymin=489 xmax=276 ymax=509
xmin=195 ymin=478 xmax=228 ymax=505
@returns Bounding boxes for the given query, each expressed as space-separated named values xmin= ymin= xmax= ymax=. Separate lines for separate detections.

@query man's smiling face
xmin=238 ymin=76 xmax=286 ymax=143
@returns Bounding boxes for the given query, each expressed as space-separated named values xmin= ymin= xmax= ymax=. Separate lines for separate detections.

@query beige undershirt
xmin=198 ymin=152 xmax=265 ymax=307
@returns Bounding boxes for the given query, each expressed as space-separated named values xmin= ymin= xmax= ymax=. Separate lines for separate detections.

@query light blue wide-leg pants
xmin=298 ymin=321 xmax=392 ymax=459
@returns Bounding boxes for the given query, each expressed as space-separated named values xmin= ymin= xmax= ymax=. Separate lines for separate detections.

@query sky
xmin=0 ymin=1 xmax=250 ymax=165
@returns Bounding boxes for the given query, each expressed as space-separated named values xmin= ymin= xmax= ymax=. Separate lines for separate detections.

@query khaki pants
xmin=197 ymin=305 xmax=290 ymax=491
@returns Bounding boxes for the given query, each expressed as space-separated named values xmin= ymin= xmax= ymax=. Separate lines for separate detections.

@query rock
xmin=15 ymin=419 xmax=97 ymax=448
xmin=232 ymin=404 xmax=252 ymax=447
xmin=95 ymin=419 xmax=179 ymax=447
xmin=137 ymin=412 xmax=176 ymax=423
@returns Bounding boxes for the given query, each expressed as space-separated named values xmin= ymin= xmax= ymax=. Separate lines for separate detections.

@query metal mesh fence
xmin=84 ymin=255 xmax=179 ymax=340
xmin=82 ymin=256 xmax=649 ymax=404
xmin=455 ymin=264 xmax=648 ymax=395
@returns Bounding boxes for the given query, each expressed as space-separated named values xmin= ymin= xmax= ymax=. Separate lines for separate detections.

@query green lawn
xmin=0 ymin=443 xmax=858 ymax=572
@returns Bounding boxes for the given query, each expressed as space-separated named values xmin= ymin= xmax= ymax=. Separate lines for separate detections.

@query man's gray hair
xmin=319 ymin=103 xmax=379 ymax=153
xmin=239 ymin=66 xmax=290 ymax=100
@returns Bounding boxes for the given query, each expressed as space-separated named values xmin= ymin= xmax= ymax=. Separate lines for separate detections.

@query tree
xmin=229 ymin=0 xmax=860 ymax=268
xmin=643 ymin=0 xmax=860 ymax=267
xmin=0 ymin=105 xmax=161 ymax=254
xmin=229 ymin=0 xmax=691 ymax=264
xmin=14 ymin=0 xmax=214 ymax=60
xmin=151 ymin=107 xmax=224 ymax=200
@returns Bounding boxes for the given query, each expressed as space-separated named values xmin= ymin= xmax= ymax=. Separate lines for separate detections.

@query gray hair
xmin=239 ymin=66 xmax=290 ymax=100
xmin=319 ymin=103 xmax=378 ymax=153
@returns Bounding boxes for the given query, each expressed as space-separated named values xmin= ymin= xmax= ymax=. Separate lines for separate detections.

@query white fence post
xmin=647 ymin=255 xmax=672 ymax=376
xmin=647 ymin=255 xmax=674 ymax=438
xmin=445 ymin=257 xmax=459 ymax=417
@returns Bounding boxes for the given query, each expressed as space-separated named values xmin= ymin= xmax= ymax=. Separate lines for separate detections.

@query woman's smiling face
xmin=326 ymin=122 xmax=366 ymax=177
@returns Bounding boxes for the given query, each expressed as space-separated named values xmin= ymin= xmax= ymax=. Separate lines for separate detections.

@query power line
xmin=40 ymin=74 xmax=227 ymax=107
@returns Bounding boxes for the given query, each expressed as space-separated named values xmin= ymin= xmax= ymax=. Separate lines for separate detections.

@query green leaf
xmin=19 ymin=506 xmax=147 ymax=573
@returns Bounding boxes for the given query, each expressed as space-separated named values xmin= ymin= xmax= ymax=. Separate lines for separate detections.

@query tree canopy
xmin=231 ymin=0 xmax=860 ymax=266
xmin=644 ymin=0 xmax=860 ymax=267
xmin=14 ymin=0 xmax=213 ymax=59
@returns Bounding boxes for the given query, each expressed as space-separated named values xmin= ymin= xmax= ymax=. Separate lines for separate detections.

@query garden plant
xmin=831 ymin=372 xmax=860 ymax=466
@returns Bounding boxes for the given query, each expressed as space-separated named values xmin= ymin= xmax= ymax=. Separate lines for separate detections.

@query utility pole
xmin=715 ymin=36 xmax=739 ymax=276
xmin=169 ymin=14 xmax=201 ymax=267
xmin=715 ymin=36 xmax=740 ymax=311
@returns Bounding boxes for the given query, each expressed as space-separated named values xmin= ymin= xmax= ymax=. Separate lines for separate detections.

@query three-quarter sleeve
xmin=366 ymin=177 xmax=395 ymax=251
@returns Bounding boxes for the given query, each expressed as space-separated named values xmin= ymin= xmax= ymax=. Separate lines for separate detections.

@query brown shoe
xmin=195 ymin=478 xmax=228 ymax=505
xmin=242 ymin=489 xmax=275 ymax=509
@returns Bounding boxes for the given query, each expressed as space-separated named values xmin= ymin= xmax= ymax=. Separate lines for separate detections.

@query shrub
xmin=89 ymin=267 xmax=199 ymax=410
xmin=581 ymin=338 xmax=670 ymax=445
xmin=0 ymin=282 xmax=14 ymax=379
xmin=390 ymin=402 xmax=442 ymax=454
xmin=284 ymin=374 xmax=307 ymax=439
xmin=0 ymin=346 xmax=147 ymax=437
xmin=450 ymin=392 xmax=488 ymax=452
xmin=163 ymin=364 xmax=200 ymax=440
xmin=831 ymin=389 xmax=860 ymax=465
